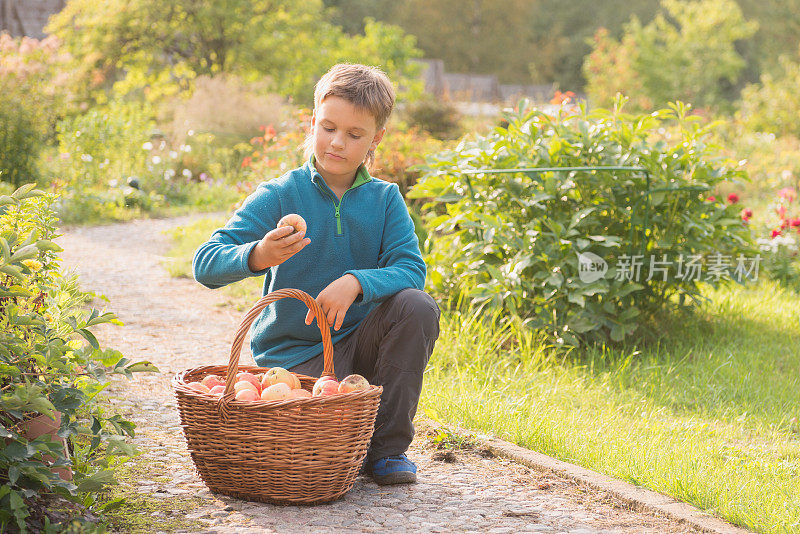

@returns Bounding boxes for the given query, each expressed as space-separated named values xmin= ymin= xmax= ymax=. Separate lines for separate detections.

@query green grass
xmin=165 ymin=216 xmax=800 ymax=533
xmin=162 ymin=216 xmax=264 ymax=309
xmin=423 ymin=281 xmax=800 ymax=534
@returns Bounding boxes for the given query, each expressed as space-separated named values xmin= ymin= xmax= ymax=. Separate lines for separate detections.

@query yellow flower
xmin=22 ymin=259 xmax=43 ymax=272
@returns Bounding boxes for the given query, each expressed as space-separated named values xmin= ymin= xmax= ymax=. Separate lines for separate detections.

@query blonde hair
xmin=303 ymin=63 xmax=396 ymax=169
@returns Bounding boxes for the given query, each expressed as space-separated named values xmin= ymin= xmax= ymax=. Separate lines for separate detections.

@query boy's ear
xmin=370 ymin=127 xmax=386 ymax=150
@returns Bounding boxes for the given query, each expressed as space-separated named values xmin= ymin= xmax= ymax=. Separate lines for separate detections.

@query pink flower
xmin=772 ymin=229 xmax=782 ymax=238
xmin=706 ymin=195 xmax=716 ymax=202
xmin=741 ymin=208 xmax=753 ymax=220
xmin=777 ymin=205 xmax=787 ymax=219
xmin=778 ymin=187 xmax=796 ymax=203
xmin=727 ymin=193 xmax=739 ymax=204
xmin=791 ymin=218 xmax=800 ymax=228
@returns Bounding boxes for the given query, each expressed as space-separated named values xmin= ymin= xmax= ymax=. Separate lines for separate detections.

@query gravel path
xmin=58 ymin=216 xmax=706 ymax=534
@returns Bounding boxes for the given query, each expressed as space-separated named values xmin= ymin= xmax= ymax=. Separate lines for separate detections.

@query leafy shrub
xmin=738 ymin=46 xmax=800 ymax=138
xmin=410 ymin=98 xmax=756 ymax=346
xmin=0 ymin=185 xmax=156 ymax=531
xmin=0 ymin=34 xmax=70 ymax=187
xmin=402 ymin=98 xmax=463 ymax=140
xmin=372 ymin=128 xmax=444 ymax=198
xmin=52 ymin=99 xmax=155 ymax=190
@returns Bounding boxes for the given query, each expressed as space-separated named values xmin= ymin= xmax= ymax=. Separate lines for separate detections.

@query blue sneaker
xmin=366 ymin=454 xmax=417 ymax=485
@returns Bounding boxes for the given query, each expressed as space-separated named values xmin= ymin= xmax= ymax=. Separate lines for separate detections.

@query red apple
xmin=234 ymin=381 xmax=258 ymax=395
xmin=338 ymin=374 xmax=370 ymax=393
xmin=236 ymin=372 xmax=261 ymax=392
xmin=287 ymin=388 xmax=312 ymax=399
xmin=313 ymin=377 xmax=340 ymax=397
xmin=261 ymin=382 xmax=291 ymax=401
xmin=201 ymin=375 xmax=225 ymax=389
xmin=312 ymin=376 xmax=337 ymax=396
xmin=235 ymin=388 xmax=259 ymax=401
xmin=186 ymin=381 xmax=210 ymax=393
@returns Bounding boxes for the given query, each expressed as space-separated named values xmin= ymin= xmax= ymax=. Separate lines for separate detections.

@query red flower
xmin=772 ymin=229 xmax=782 ymax=238
xmin=727 ymin=193 xmax=739 ymax=204
xmin=706 ymin=195 xmax=716 ymax=202
xmin=741 ymin=208 xmax=753 ymax=220
xmin=791 ymin=218 xmax=800 ymax=228
xmin=241 ymin=156 xmax=252 ymax=168
xmin=550 ymin=90 xmax=576 ymax=105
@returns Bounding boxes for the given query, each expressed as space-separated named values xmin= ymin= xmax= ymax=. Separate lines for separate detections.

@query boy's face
xmin=311 ymin=96 xmax=384 ymax=186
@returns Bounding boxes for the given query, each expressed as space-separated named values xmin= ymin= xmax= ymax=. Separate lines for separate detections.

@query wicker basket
xmin=172 ymin=288 xmax=383 ymax=504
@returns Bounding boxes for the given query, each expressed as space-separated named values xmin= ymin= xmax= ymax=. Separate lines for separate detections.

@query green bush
xmin=0 ymin=103 xmax=41 ymax=188
xmin=402 ymin=98 xmax=463 ymax=140
xmin=410 ymin=98 xmax=756 ymax=346
xmin=738 ymin=46 xmax=800 ymax=138
xmin=0 ymin=34 xmax=70 ymax=188
xmin=0 ymin=185 xmax=156 ymax=531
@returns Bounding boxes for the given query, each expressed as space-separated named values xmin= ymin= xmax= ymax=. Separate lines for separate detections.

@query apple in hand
xmin=261 ymin=382 xmax=291 ymax=401
xmin=277 ymin=213 xmax=307 ymax=235
xmin=338 ymin=374 xmax=370 ymax=393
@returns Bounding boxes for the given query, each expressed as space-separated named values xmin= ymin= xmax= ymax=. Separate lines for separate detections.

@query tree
xmin=46 ymin=0 xmax=422 ymax=105
xmin=583 ymin=0 xmax=757 ymax=111
xmin=738 ymin=45 xmax=800 ymax=137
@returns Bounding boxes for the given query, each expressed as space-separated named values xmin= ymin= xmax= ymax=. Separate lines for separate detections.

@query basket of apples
xmin=172 ymin=288 xmax=382 ymax=505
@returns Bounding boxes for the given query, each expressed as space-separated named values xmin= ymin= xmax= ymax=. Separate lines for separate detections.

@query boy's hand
xmin=305 ymin=274 xmax=363 ymax=331
xmin=247 ymin=226 xmax=310 ymax=272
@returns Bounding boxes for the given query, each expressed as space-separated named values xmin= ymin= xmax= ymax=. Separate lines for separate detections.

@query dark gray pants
xmin=289 ymin=288 xmax=440 ymax=461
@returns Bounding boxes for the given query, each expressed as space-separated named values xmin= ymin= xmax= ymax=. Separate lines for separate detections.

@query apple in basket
xmin=287 ymin=388 xmax=312 ymax=399
xmin=312 ymin=376 xmax=340 ymax=397
xmin=186 ymin=381 xmax=211 ymax=393
xmin=235 ymin=388 xmax=259 ymax=401
xmin=338 ymin=374 xmax=370 ymax=393
xmin=236 ymin=372 xmax=262 ymax=392
xmin=234 ymin=380 xmax=259 ymax=396
xmin=209 ymin=385 xmax=226 ymax=395
xmin=261 ymin=367 xmax=301 ymax=390
xmin=201 ymin=374 xmax=225 ymax=389
xmin=261 ymin=382 xmax=291 ymax=401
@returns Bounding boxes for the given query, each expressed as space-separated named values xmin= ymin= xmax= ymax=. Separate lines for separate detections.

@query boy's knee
xmin=394 ymin=289 xmax=439 ymax=323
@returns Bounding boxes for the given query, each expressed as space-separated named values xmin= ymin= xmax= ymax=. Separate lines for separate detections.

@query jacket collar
xmin=306 ymin=156 xmax=372 ymax=190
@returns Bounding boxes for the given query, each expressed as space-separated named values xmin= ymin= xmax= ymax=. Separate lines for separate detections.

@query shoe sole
xmin=372 ymin=470 xmax=417 ymax=485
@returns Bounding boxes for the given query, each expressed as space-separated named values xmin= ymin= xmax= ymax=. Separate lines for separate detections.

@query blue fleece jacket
xmin=192 ymin=158 xmax=427 ymax=369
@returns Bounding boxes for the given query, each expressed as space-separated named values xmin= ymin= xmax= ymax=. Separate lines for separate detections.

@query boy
xmin=193 ymin=63 xmax=440 ymax=485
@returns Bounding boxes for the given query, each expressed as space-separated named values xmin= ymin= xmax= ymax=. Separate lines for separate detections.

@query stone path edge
xmin=454 ymin=429 xmax=758 ymax=534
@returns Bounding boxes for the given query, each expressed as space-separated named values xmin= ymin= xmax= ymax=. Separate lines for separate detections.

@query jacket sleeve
xmin=345 ymin=185 xmax=426 ymax=303
xmin=192 ymin=184 xmax=279 ymax=289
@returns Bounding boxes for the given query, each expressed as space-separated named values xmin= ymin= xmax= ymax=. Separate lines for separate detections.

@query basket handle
xmin=222 ymin=288 xmax=335 ymax=400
